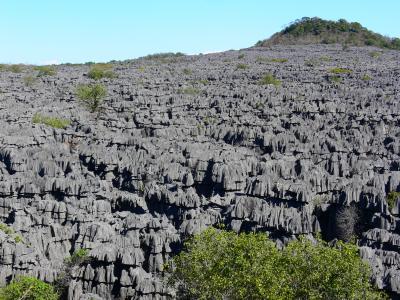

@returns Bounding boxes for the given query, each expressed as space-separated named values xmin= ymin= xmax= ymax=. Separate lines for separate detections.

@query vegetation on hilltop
xmin=256 ymin=17 xmax=400 ymax=50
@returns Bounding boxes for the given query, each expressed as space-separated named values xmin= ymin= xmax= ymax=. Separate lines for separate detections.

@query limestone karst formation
xmin=0 ymin=44 xmax=400 ymax=299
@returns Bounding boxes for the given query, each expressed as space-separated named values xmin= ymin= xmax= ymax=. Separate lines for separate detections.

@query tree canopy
xmin=0 ymin=276 xmax=58 ymax=300
xmin=166 ymin=228 xmax=386 ymax=300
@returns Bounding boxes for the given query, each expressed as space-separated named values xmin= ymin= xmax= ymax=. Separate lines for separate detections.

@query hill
xmin=256 ymin=17 xmax=400 ymax=49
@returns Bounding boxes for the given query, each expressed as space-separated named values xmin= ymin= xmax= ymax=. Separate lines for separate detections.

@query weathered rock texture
xmin=0 ymin=44 xmax=400 ymax=299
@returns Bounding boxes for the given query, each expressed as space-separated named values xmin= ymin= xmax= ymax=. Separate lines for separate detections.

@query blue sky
xmin=1 ymin=0 xmax=399 ymax=64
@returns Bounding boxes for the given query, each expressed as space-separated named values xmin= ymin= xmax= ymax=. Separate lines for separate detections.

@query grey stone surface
xmin=0 ymin=44 xmax=400 ymax=298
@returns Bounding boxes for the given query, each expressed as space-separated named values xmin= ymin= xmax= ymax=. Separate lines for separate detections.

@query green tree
xmin=281 ymin=237 xmax=382 ymax=299
xmin=166 ymin=228 xmax=385 ymax=300
xmin=76 ymin=84 xmax=107 ymax=113
xmin=0 ymin=276 xmax=58 ymax=300
xmin=55 ymin=248 xmax=90 ymax=297
xmin=87 ymin=63 xmax=115 ymax=80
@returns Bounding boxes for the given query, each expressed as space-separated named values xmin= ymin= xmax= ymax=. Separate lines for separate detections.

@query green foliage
xmin=0 ymin=276 xmax=58 ymax=300
xmin=255 ymin=101 xmax=264 ymax=109
xmin=182 ymin=68 xmax=192 ymax=75
xmin=88 ymin=63 xmax=115 ymax=80
xmin=369 ymin=51 xmax=381 ymax=58
xmin=177 ymin=87 xmax=200 ymax=95
xmin=330 ymin=67 xmax=352 ymax=74
xmin=330 ymin=75 xmax=342 ymax=83
xmin=281 ymin=236 xmax=384 ymax=299
xmin=270 ymin=58 xmax=288 ymax=63
xmin=236 ymin=63 xmax=248 ymax=70
xmin=257 ymin=17 xmax=400 ymax=50
xmin=237 ymin=53 xmax=245 ymax=59
xmin=259 ymin=73 xmax=281 ymax=86
xmin=76 ymin=84 xmax=107 ymax=112
xmin=8 ymin=65 xmax=23 ymax=73
xmin=0 ymin=223 xmax=24 ymax=243
xmin=255 ymin=57 xmax=288 ymax=64
xmin=23 ymin=75 xmax=37 ymax=87
xmin=0 ymin=223 xmax=14 ymax=235
xmin=255 ymin=56 xmax=268 ymax=63
xmin=55 ymin=249 xmax=90 ymax=297
xmin=141 ymin=52 xmax=185 ymax=63
xmin=387 ymin=191 xmax=400 ymax=211
xmin=65 ymin=248 xmax=90 ymax=266
xmin=320 ymin=55 xmax=332 ymax=61
xmin=13 ymin=235 xmax=23 ymax=243
xmin=32 ymin=113 xmax=70 ymax=129
xmin=362 ymin=74 xmax=372 ymax=81
xmin=167 ymin=228 xmax=385 ymax=300
xmin=34 ymin=66 xmax=56 ymax=77
xmin=197 ymin=79 xmax=209 ymax=85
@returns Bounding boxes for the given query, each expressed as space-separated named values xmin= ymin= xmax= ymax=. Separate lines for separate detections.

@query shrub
xmin=197 ymin=79 xmax=209 ymax=85
xmin=330 ymin=67 xmax=352 ymax=74
xmin=362 ymin=74 xmax=372 ymax=81
xmin=387 ymin=191 xmax=400 ymax=211
xmin=34 ymin=65 xmax=56 ymax=77
xmin=87 ymin=63 xmax=115 ymax=80
xmin=0 ymin=276 xmax=58 ymax=300
xmin=330 ymin=75 xmax=342 ymax=83
xmin=320 ymin=56 xmax=332 ymax=62
xmin=237 ymin=53 xmax=245 ymax=59
xmin=182 ymin=68 xmax=192 ymax=75
xmin=270 ymin=58 xmax=288 ymax=63
xmin=65 ymin=248 xmax=90 ymax=266
xmin=335 ymin=205 xmax=360 ymax=241
xmin=166 ymin=228 xmax=385 ymax=300
xmin=23 ymin=75 xmax=37 ymax=87
xmin=369 ymin=51 xmax=381 ymax=58
xmin=8 ymin=65 xmax=23 ymax=73
xmin=13 ymin=235 xmax=23 ymax=243
xmin=0 ymin=223 xmax=14 ymax=235
xmin=259 ymin=73 xmax=281 ymax=86
xmin=55 ymin=248 xmax=90 ymax=296
xmin=236 ymin=63 xmax=248 ymax=70
xmin=76 ymin=84 xmax=107 ymax=112
xmin=177 ymin=87 xmax=200 ymax=95
xmin=32 ymin=113 xmax=70 ymax=129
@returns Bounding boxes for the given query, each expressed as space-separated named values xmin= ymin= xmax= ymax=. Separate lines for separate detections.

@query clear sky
xmin=1 ymin=0 xmax=399 ymax=65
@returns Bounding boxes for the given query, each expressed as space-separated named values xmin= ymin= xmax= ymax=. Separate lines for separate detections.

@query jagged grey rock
xmin=0 ymin=44 xmax=399 ymax=299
